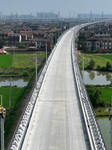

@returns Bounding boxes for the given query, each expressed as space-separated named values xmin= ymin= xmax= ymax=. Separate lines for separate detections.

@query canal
xmin=84 ymin=70 xmax=112 ymax=85
xmin=97 ymin=117 xmax=110 ymax=150
xmin=0 ymin=77 xmax=28 ymax=87
xmin=0 ymin=71 xmax=111 ymax=149
xmin=83 ymin=70 xmax=111 ymax=150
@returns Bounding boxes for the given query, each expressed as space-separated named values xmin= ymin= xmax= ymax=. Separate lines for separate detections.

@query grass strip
xmin=0 ymin=55 xmax=13 ymax=68
xmin=78 ymin=54 xmax=112 ymax=69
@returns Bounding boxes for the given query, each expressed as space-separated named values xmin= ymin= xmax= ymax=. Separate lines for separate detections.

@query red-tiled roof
xmin=0 ymin=49 xmax=6 ymax=53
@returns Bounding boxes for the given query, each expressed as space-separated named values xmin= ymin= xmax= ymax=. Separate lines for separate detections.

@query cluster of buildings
xmin=79 ymin=23 xmax=112 ymax=52
xmin=1 ymin=19 xmax=112 ymax=54
xmin=0 ymin=12 xmax=60 ymax=20
xmin=77 ymin=13 xmax=112 ymax=20
xmin=0 ymin=21 xmax=68 ymax=53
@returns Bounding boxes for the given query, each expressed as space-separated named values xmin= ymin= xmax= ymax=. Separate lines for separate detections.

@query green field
xmin=97 ymin=55 xmax=112 ymax=61
xmin=0 ymin=87 xmax=25 ymax=108
xmin=0 ymin=52 xmax=47 ymax=148
xmin=98 ymin=87 xmax=112 ymax=104
xmin=78 ymin=54 xmax=112 ymax=69
xmin=0 ymin=55 xmax=13 ymax=67
xmin=0 ymin=52 xmax=46 ymax=107
xmin=12 ymin=53 xmax=46 ymax=68
xmin=0 ymin=53 xmax=46 ymax=77
xmin=86 ymin=87 xmax=112 ymax=116
xmin=0 ymin=53 xmax=46 ymax=69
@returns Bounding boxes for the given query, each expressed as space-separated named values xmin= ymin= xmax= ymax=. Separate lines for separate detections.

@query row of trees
xmin=86 ymin=85 xmax=105 ymax=108
xmin=0 ymin=40 xmax=4 ymax=48
xmin=78 ymin=35 xmax=89 ymax=53
xmin=87 ymin=59 xmax=95 ymax=69
xmin=86 ymin=59 xmax=112 ymax=72
xmin=97 ymin=62 xmax=112 ymax=71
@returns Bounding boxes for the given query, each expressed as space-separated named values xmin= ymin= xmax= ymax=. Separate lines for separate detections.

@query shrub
xmin=100 ymin=67 xmax=106 ymax=71
xmin=20 ymin=70 xmax=29 ymax=77
xmin=97 ymin=66 xmax=101 ymax=71
xmin=87 ymin=59 xmax=95 ymax=69
xmin=86 ymin=85 xmax=103 ymax=108
xmin=17 ymin=44 xmax=26 ymax=49
xmin=106 ymin=62 xmax=112 ymax=71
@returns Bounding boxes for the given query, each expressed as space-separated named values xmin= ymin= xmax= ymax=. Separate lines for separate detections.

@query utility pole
xmin=46 ymin=42 xmax=47 ymax=63
xmin=55 ymin=33 xmax=57 ymax=44
xmin=35 ymin=53 xmax=37 ymax=89
xmin=82 ymin=56 xmax=84 ymax=81
xmin=30 ymin=53 xmax=37 ymax=89
xmin=82 ymin=56 xmax=90 ymax=82
xmin=1 ymin=117 xmax=4 ymax=150
xmin=51 ymin=37 xmax=53 ymax=50
xmin=109 ymin=96 xmax=112 ymax=150
xmin=9 ymin=77 xmax=12 ymax=108
xmin=13 ymin=49 xmax=15 ymax=61
xmin=35 ymin=41 xmax=37 ymax=48
xmin=0 ymin=95 xmax=2 ymax=106
xmin=0 ymin=95 xmax=6 ymax=150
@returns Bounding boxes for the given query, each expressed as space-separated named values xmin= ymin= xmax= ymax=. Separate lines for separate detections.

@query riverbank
xmin=0 ymin=52 xmax=46 ymax=149
xmin=78 ymin=53 xmax=112 ymax=117
xmin=78 ymin=53 xmax=112 ymax=70
xmin=97 ymin=117 xmax=110 ymax=150
xmin=86 ymin=85 xmax=111 ymax=117
xmin=0 ymin=53 xmax=46 ymax=77
xmin=94 ymin=107 xmax=110 ymax=117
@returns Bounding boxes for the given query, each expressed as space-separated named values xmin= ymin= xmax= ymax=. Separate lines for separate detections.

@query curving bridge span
xmin=9 ymin=21 xmax=109 ymax=150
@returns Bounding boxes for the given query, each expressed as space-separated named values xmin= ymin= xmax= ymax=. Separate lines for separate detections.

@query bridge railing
xmin=9 ymin=21 xmax=109 ymax=150
xmin=71 ymin=26 xmax=107 ymax=150
xmin=9 ymin=29 xmax=68 ymax=150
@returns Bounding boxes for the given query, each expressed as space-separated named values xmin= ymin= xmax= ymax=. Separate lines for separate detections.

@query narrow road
xmin=21 ymin=28 xmax=91 ymax=150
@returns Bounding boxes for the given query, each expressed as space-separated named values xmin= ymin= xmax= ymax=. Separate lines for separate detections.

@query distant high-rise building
xmin=101 ymin=12 xmax=104 ymax=19
xmin=30 ymin=12 xmax=32 ymax=18
xmin=37 ymin=12 xmax=58 ymax=19
xmin=11 ymin=12 xmax=13 ymax=19
xmin=77 ymin=13 xmax=112 ymax=19
xmin=16 ymin=13 xmax=18 ymax=19
xmin=0 ymin=12 xmax=1 ymax=19
xmin=90 ymin=11 xmax=93 ymax=20
xmin=58 ymin=11 xmax=60 ymax=18
xmin=74 ymin=11 xmax=76 ymax=18
xmin=69 ymin=11 xmax=71 ymax=18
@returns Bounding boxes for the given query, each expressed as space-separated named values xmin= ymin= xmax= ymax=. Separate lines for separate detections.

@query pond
xmin=83 ymin=70 xmax=112 ymax=85
xmin=97 ymin=117 xmax=110 ymax=150
xmin=0 ymin=77 xmax=29 ymax=87
xmin=83 ymin=70 xmax=112 ymax=149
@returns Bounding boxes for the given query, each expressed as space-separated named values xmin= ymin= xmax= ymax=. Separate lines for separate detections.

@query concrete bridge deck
xmin=21 ymin=29 xmax=91 ymax=150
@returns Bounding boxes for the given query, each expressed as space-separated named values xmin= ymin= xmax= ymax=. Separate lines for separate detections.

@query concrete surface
xmin=21 ymin=29 xmax=91 ymax=150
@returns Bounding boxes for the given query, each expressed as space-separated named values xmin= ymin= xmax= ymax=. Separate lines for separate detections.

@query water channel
xmin=97 ymin=117 xmax=110 ymax=150
xmin=0 ymin=77 xmax=28 ymax=87
xmin=83 ymin=70 xmax=111 ymax=150
xmin=84 ymin=70 xmax=112 ymax=85
xmin=0 ymin=71 xmax=111 ymax=149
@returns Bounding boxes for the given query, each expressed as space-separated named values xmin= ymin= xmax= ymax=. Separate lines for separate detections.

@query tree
xmin=78 ymin=34 xmax=89 ymax=53
xmin=20 ymin=70 xmax=29 ymax=77
xmin=17 ymin=44 xmax=26 ymax=49
xmin=89 ymin=71 xmax=95 ymax=80
xmin=78 ymin=34 xmax=86 ymax=41
xmin=0 ymin=40 xmax=4 ymax=48
xmin=91 ymin=45 xmax=95 ymax=51
xmin=88 ymin=59 xmax=95 ymax=69
xmin=106 ymin=62 xmax=111 ymax=71
xmin=81 ymin=41 xmax=89 ymax=53
xmin=97 ymin=66 xmax=101 ymax=71
xmin=86 ymin=85 xmax=103 ymax=108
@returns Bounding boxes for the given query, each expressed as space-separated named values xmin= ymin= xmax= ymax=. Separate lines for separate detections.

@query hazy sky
xmin=0 ymin=0 xmax=112 ymax=17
